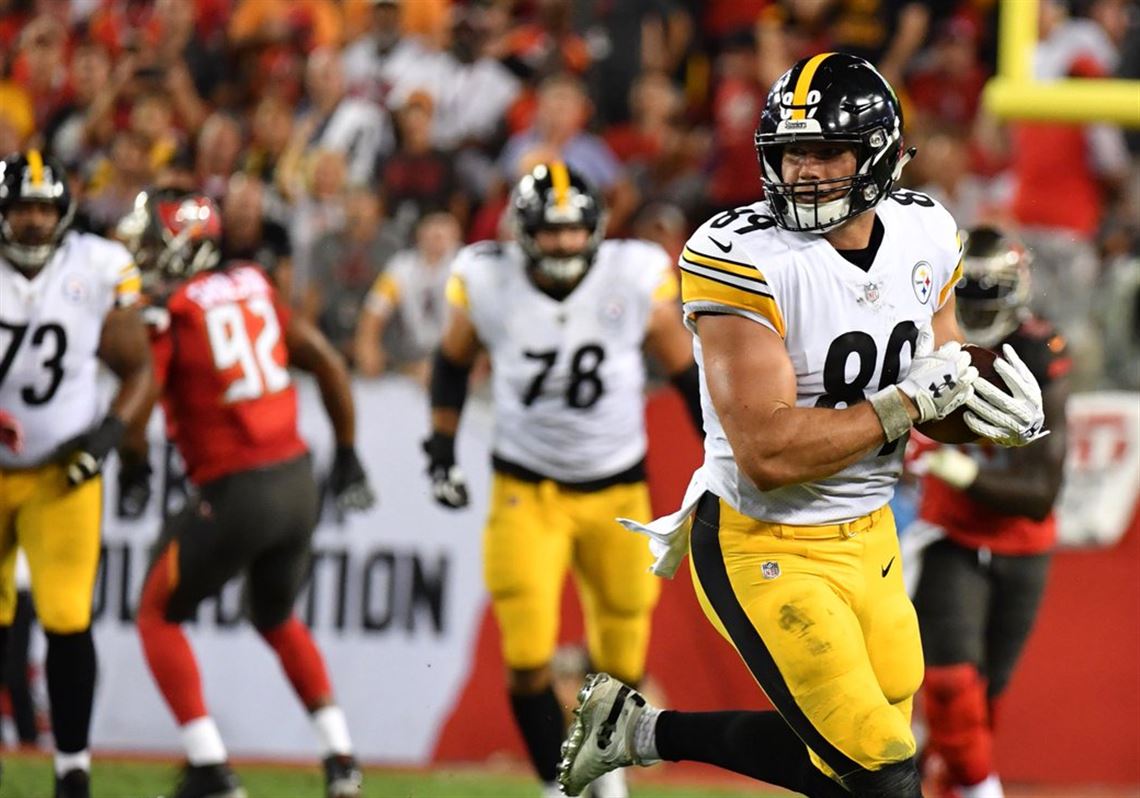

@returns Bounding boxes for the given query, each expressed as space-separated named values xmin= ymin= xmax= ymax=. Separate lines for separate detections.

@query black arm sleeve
xmin=430 ymin=348 xmax=472 ymax=412
xmin=670 ymin=362 xmax=704 ymax=434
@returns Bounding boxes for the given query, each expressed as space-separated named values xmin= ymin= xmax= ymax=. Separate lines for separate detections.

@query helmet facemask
xmin=0 ymin=153 xmax=76 ymax=273
xmin=511 ymin=164 xmax=606 ymax=297
xmin=756 ymin=121 xmax=912 ymax=234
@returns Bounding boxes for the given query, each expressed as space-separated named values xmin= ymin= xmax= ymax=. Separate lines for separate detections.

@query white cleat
xmin=587 ymin=766 xmax=629 ymax=798
xmin=557 ymin=674 xmax=656 ymax=797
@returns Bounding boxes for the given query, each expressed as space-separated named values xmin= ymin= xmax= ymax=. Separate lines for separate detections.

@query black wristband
xmin=423 ymin=432 xmax=457 ymax=469
xmin=430 ymin=349 xmax=471 ymax=411
xmin=91 ymin=415 xmax=127 ymax=456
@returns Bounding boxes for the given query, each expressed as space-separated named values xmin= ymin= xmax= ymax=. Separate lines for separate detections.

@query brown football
xmin=916 ymin=344 xmax=1001 ymax=444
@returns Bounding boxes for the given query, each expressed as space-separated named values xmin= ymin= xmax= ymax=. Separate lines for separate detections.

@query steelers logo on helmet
xmin=511 ymin=162 xmax=606 ymax=297
xmin=754 ymin=53 xmax=915 ymax=233
xmin=955 ymin=226 xmax=1033 ymax=348
xmin=0 ymin=150 xmax=77 ymax=273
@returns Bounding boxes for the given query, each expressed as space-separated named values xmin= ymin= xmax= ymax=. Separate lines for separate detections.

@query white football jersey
xmin=0 ymin=231 xmax=140 ymax=468
xmin=449 ymin=238 xmax=676 ymax=483
xmin=681 ymin=191 xmax=964 ymax=525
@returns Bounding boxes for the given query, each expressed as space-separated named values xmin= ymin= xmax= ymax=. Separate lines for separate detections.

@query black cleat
xmin=171 ymin=762 xmax=247 ymax=798
xmin=55 ymin=768 xmax=91 ymax=798
xmin=323 ymin=754 xmax=363 ymax=798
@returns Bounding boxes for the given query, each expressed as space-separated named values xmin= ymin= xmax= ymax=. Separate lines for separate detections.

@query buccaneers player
xmin=913 ymin=226 xmax=1070 ymax=798
xmin=117 ymin=190 xmax=375 ymax=798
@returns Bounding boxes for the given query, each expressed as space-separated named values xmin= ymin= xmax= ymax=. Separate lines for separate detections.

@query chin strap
xmin=891 ymin=146 xmax=917 ymax=181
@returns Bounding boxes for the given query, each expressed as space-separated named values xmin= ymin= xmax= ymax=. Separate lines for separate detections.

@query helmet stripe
xmin=791 ymin=52 xmax=835 ymax=119
xmin=26 ymin=149 xmax=45 ymax=187
xmin=549 ymin=161 xmax=571 ymax=209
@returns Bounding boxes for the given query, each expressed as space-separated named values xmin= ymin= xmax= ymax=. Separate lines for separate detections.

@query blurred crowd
xmin=1 ymin=0 xmax=1138 ymax=390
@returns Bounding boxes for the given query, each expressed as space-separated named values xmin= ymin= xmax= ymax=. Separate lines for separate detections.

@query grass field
xmin=3 ymin=755 xmax=1136 ymax=798
xmin=0 ymin=755 xmax=781 ymax=798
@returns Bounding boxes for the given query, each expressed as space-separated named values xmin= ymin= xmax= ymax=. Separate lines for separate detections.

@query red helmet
xmin=117 ymin=188 xmax=222 ymax=281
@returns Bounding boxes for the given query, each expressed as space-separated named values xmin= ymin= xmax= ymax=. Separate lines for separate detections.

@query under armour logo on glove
xmin=899 ymin=341 xmax=977 ymax=423
xmin=928 ymin=375 xmax=957 ymax=399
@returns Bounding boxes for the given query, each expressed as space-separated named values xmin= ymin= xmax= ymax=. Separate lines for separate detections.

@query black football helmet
xmin=511 ymin=162 xmax=606 ymax=292
xmin=0 ymin=150 xmax=76 ymax=272
xmin=754 ymin=52 xmax=914 ymax=233
xmin=955 ymin=226 xmax=1032 ymax=347
xmin=116 ymin=188 xmax=222 ymax=283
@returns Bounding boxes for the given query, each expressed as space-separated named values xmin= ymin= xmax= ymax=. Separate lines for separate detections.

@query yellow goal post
xmin=982 ymin=0 xmax=1140 ymax=127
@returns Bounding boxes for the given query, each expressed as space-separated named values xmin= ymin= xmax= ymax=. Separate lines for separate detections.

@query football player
xmin=558 ymin=54 xmax=1048 ymax=798
xmin=912 ymin=227 xmax=1070 ymax=798
xmin=118 ymin=189 xmax=375 ymax=798
xmin=424 ymin=162 xmax=702 ymax=798
xmin=0 ymin=151 xmax=153 ymax=798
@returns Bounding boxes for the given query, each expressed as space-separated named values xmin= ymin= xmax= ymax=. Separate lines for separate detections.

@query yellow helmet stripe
xmin=549 ymin=161 xmax=571 ymax=209
xmin=26 ymin=149 xmax=45 ymax=187
xmin=791 ymin=52 xmax=835 ymax=120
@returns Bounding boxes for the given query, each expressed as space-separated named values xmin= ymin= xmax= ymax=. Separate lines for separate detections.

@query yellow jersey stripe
xmin=651 ymin=271 xmax=680 ymax=302
xmin=791 ymin=52 xmax=834 ymax=120
xmin=550 ymin=161 xmax=571 ymax=209
xmin=445 ymin=273 xmax=469 ymax=310
xmin=938 ymin=259 xmax=964 ymax=308
xmin=682 ymin=270 xmax=786 ymax=338
xmin=26 ymin=149 xmax=45 ymax=186
xmin=371 ymin=274 xmax=400 ymax=303
xmin=681 ymin=246 xmax=768 ymax=284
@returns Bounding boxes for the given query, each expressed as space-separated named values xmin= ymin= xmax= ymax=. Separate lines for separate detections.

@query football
xmin=915 ymin=344 xmax=1001 ymax=444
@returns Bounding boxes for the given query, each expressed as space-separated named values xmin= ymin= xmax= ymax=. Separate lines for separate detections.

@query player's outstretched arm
xmin=287 ymin=314 xmax=376 ymax=511
xmin=643 ymin=299 xmax=702 ymax=433
xmin=63 ymin=305 xmax=154 ymax=487
xmin=424 ymin=305 xmax=483 ymax=510
xmin=698 ymin=312 xmax=975 ymax=490
xmin=698 ymin=313 xmax=899 ymax=490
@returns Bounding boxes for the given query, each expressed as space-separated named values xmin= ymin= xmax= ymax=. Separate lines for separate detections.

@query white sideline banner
xmin=1056 ymin=391 xmax=1140 ymax=548
xmin=90 ymin=376 xmax=494 ymax=762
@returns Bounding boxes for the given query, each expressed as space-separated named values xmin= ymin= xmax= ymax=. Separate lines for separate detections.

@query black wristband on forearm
xmin=91 ymin=415 xmax=127 ymax=456
xmin=670 ymin=362 xmax=704 ymax=433
xmin=430 ymin=348 xmax=472 ymax=411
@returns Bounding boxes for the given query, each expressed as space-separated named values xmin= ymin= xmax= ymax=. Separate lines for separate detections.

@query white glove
xmin=923 ymin=447 xmax=979 ymax=489
xmin=897 ymin=338 xmax=978 ymax=423
xmin=964 ymin=344 xmax=1048 ymax=447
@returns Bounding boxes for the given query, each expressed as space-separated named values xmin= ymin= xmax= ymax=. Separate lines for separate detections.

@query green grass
xmin=0 ymin=757 xmax=781 ymax=798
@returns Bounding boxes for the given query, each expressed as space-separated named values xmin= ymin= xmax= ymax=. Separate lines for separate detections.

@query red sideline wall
xmin=434 ymin=391 xmax=1140 ymax=784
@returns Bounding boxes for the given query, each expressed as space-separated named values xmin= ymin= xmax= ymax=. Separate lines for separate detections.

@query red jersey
xmin=920 ymin=316 xmax=1072 ymax=555
xmin=152 ymin=263 xmax=307 ymax=485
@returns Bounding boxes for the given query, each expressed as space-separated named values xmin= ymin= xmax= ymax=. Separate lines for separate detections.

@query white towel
xmin=617 ymin=467 xmax=710 ymax=578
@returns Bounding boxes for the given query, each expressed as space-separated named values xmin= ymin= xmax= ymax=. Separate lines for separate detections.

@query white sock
xmin=960 ymin=773 xmax=1005 ymax=798
xmin=312 ymin=705 xmax=353 ymax=756
xmin=541 ymin=782 xmax=564 ymax=798
xmin=181 ymin=716 xmax=228 ymax=765
xmin=631 ymin=707 xmax=662 ymax=764
xmin=55 ymin=750 xmax=91 ymax=776
xmin=589 ymin=767 xmax=629 ymax=798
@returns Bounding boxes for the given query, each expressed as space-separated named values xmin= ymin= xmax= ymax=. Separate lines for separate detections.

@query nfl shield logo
xmin=761 ymin=561 xmax=781 ymax=580
xmin=862 ymin=282 xmax=881 ymax=304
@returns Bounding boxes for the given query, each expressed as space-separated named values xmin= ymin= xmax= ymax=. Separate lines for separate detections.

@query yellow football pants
xmin=689 ymin=493 xmax=922 ymax=780
xmin=0 ymin=464 xmax=103 ymax=633
xmin=483 ymin=473 xmax=659 ymax=683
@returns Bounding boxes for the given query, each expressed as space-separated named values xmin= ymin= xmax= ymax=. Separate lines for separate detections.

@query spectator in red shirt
xmin=704 ymin=31 xmax=766 ymax=216
xmin=378 ymin=91 xmax=468 ymax=244
xmin=1009 ymin=0 xmax=1130 ymax=387
xmin=907 ymin=17 xmax=988 ymax=134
